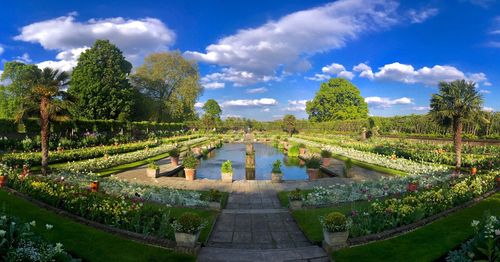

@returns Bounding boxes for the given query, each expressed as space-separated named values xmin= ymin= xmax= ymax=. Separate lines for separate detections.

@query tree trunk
xmin=453 ymin=116 xmax=463 ymax=169
xmin=40 ymin=96 xmax=50 ymax=175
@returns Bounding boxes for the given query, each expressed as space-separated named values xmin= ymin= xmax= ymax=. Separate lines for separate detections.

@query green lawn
xmin=329 ymin=153 xmax=407 ymax=176
xmin=0 ymin=189 xmax=196 ymax=262
xmin=330 ymin=193 xmax=500 ymax=262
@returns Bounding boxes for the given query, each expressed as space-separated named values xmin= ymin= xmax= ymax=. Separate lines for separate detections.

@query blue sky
xmin=0 ymin=0 xmax=499 ymax=120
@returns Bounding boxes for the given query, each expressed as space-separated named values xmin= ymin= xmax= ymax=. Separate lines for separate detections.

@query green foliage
xmin=172 ymin=212 xmax=205 ymax=234
xmin=288 ymin=145 xmax=300 ymax=157
xmin=202 ymin=99 xmax=222 ymax=120
xmin=306 ymin=78 xmax=368 ymax=121
xmin=206 ymin=189 xmax=222 ymax=202
xmin=182 ymin=154 xmax=199 ymax=169
xmin=272 ymin=160 xmax=282 ymax=173
xmin=321 ymin=212 xmax=349 ymax=232
xmin=147 ymin=161 xmax=159 ymax=169
xmin=344 ymin=158 xmax=353 ymax=170
xmin=320 ymin=149 xmax=332 ymax=158
xmin=131 ymin=52 xmax=202 ymax=122
xmin=221 ymin=160 xmax=233 ymax=173
xmin=69 ymin=40 xmax=134 ymax=120
xmin=305 ymin=156 xmax=321 ymax=169
xmin=289 ymin=188 xmax=303 ymax=201
xmin=283 ymin=114 xmax=297 ymax=136
xmin=168 ymin=147 xmax=180 ymax=157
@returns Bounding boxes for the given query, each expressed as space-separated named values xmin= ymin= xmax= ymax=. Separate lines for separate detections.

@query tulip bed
xmin=0 ymin=134 xmax=202 ymax=168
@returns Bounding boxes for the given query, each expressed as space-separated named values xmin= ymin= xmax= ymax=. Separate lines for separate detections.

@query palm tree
xmin=430 ymin=80 xmax=483 ymax=169
xmin=16 ymin=68 xmax=71 ymax=175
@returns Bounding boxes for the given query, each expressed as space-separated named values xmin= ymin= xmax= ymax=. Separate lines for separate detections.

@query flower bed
xmin=0 ymin=134 xmax=201 ymax=167
xmin=0 ymin=212 xmax=75 ymax=261
xmin=59 ymin=137 xmax=207 ymax=172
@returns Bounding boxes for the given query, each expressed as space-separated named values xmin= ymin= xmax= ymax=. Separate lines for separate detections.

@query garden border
xmin=346 ymin=189 xmax=499 ymax=247
xmin=1 ymin=187 xmax=202 ymax=255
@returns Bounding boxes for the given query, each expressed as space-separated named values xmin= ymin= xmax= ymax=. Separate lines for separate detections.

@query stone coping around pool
xmin=345 ymin=189 xmax=499 ymax=247
xmin=1 ymin=187 xmax=202 ymax=255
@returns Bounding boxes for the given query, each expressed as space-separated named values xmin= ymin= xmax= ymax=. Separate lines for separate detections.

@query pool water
xmin=193 ymin=143 xmax=326 ymax=180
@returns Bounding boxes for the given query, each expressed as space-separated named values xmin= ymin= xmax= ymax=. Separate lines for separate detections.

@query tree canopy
xmin=306 ymin=78 xmax=368 ymax=122
xmin=0 ymin=62 xmax=41 ymax=118
xmin=130 ymin=51 xmax=202 ymax=122
xmin=283 ymin=114 xmax=297 ymax=136
xmin=201 ymin=99 xmax=222 ymax=130
xmin=68 ymin=40 xmax=134 ymax=120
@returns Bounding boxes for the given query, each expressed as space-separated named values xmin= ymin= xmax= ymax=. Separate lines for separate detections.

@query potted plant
xmin=471 ymin=166 xmax=477 ymax=176
xmin=183 ymin=154 xmax=199 ymax=181
xmin=289 ymin=188 xmax=303 ymax=210
xmin=206 ymin=189 xmax=222 ymax=209
xmin=298 ymin=143 xmax=307 ymax=155
xmin=305 ymin=157 xmax=321 ymax=180
xmin=221 ymin=160 xmax=233 ymax=183
xmin=407 ymin=180 xmax=418 ymax=192
xmin=0 ymin=173 xmax=7 ymax=188
xmin=169 ymin=148 xmax=180 ymax=167
xmin=321 ymin=150 xmax=332 ymax=166
xmin=343 ymin=158 xmax=354 ymax=178
xmin=90 ymin=180 xmax=99 ymax=192
xmin=287 ymin=145 xmax=300 ymax=157
xmin=146 ymin=161 xmax=160 ymax=178
xmin=496 ymin=175 xmax=500 ymax=190
xmin=172 ymin=212 xmax=206 ymax=248
xmin=271 ymin=159 xmax=283 ymax=183
xmin=320 ymin=211 xmax=350 ymax=248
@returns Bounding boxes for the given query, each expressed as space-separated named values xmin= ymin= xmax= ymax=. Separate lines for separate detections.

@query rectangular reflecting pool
xmin=191 ymin=143 xmax=327 ymax=180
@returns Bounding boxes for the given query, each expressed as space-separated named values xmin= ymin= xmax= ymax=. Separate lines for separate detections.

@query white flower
xmin=495 ymin=229 xmax=500 ymax=236
xmin=471 ymin=220 xmax=480 ymax=227
xmin=0 ymin=230 xmax=6 ymax=237
xmin=29 ymin=220 xmax=36 ymax=227
xmin=45 ymin=224 xmax=53 ymax=230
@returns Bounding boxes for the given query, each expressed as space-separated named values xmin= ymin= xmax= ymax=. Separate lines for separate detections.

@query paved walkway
xmin=198 ymin=188 xmax=329 ymax=262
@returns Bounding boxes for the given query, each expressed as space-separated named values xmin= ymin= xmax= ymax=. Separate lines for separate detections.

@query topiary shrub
xmin=288 ymin=145 xmax=300 ymax=157
xmin=289 ymin=188 xmax=302 ymax=201
xmin=206 ymin=189 xmax=222 ymax=202
xmin=320 ymin=149 xmax=332 ymax=158
xmin=172 ymin=212 xmax=205 ymax=234
xmin=183 ymin=154 xmax=199 ymax=169
xmin=168 ymin=147 xmax=180 ymax=157
xmin=272 ymin=160 xmax=282 ymax=173
xmin=221 ymin=160 xmax=233 ymax=173
xmin=321 ymin=212 xmax=349 ymax=232
xmin=305 ymin=157 xmax=321 ymax=169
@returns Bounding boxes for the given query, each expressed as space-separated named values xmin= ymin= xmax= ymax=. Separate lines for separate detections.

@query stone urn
xmin=322 ymin=158 xmax=330 ymax=167
xmin=171 ymin=156 xmax=179 ymax=167
xmin=289 ymin=200 xmax=303 ymax=210
xmin=221 ymin=172 xmax=233 ymax=183
xmin=307 ymin=168 xmax=319 ymax=180
xmin=323 ymin=229 xmax=349 ymax=248
xmin=146 ymin=167 xmax=160 ymax=178
xmin=271 ymin=172 xmax=283 ymax=183
xmin=185 ymin=168 xmax=196 ymax=181
xmin=175 ymin=231 xmax=200 ymax=248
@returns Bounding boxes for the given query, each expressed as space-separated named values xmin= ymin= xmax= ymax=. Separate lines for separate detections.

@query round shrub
xmin=221 ymin=160 xmax=233 ymax=173
xmin=183 ymin=154 xmax=199 ymax=169
xmin=289 ymin=188 xmax=302 ymax=201
xmin=172 ymin=212 xmax=205 ymax=234
xmin=320 ymin=149 xmax=332 ymax=158
xmin=321 ymin=212 xmax=349 ymax=232
xmin=305 ymin=157 xmax=321 ymax=169
xmin=288 ymin=145 xmax=300 ymax=157
xmin=168 ymin=148 xmax=180 ymax=157
xmin=272 ymin=160 xmax=282 ymax=173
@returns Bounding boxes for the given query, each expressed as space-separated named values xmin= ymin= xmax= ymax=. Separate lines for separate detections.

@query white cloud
xmin=483 ymin=106 xmax=494 ymax=112
xmin=36 ymin=47 xmax=88 ymax=71
xmin=407 ymin=8 xmax=439 ymax=24
xmin=15 ymin=12 xmax=176 ymax=69
xmin=14 ymin=53 xmax=32 ymax=63
xmin=353 ymin=63 xmax=374 ymax=79
xmin=202 ymin=82 xmax=225 ymax=90
xmin=194 ymin=102 xmax=204 ymax=108
xmin=358 ymin=62 xmax=489 ymax=86
xmin=468 ymin=0 xmax=495 ymax=8
xmin=306 ymin=73 xmax=330 ymax=81
xmin=285 ymin=100 xmax=308 ymax=111
xmin=365 ymin=96 xmax=413 ymax=108
xmin=412 ymin=106 xmax=431 ymax=111
xmin=246 ymin=87 xmax=268 ymax=94
xmin=0 ymin=46 xmax=4 ymax=56
xmin=262 ymin=108 xmax=271 ymax=112
xmin=221 ymin=98 xmax=278 ymax=107
xmin=479 ymin=89 xmax=491 ymax=94
xmin=321 ymin=63 xmax=354 ymax=80
xmin=222 ymin=114 xmax=242 ymax=119
xmin=185 ymin=0 xmax=399 ymax=85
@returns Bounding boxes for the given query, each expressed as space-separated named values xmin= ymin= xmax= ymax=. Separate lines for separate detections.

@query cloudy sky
xmin=0 ymin=0 xmax=498 ymax=120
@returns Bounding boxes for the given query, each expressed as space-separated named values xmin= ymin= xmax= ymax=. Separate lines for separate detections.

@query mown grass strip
xmin=331 ymin=193 xmax=500 ymax=262
xmin=0 ymin=189 xmax=195 ymax=262
xmin=330 ymin=153 xmax=407 ymax=176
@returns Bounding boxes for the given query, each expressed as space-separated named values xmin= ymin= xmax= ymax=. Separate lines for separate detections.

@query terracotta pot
xmin=90 ymin=181 xmax=99 ymax=192
xmin=185 ymin=169 xmax=196 ymax=181
xmin=496 ymin=176 xmax=500 ymax=189
xmin=171 ymin=156 xmax=179 ymax=167
xmin=221 ymin=172 xmax=233 ymax=183
xmin=289 ymin=200 xmax=303 ymax=210
xmin=0 ymin=176 xmax=7 ymax=188
xmin=271 ymin=173 xmax=283 ymax=183
xmin=299 ymin=148 xmax=307 ymax=155
xmin=307 ymin=168 xmax=319 ymax=180
xmin=322 ymin=158 xmax=330 ymax=167
xmin=323 ymin=229 xmax=349 ymax=248
xmin=146 ymin=168 xmax=160 ymax=178
xmin=471 ymin=167 xmax=477 ymax=176
xmin=175 ymin=231 xmax=200 ymax=248
xmin=192 ymin=147 xmax=202 ymax=155
xmin=407 ymin=182 xmax=418 ymax=192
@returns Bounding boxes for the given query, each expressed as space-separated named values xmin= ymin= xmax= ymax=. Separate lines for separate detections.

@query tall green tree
xmin=283 ymin=114 xmax=297 ymax=136
xmin=130 ymin=51 xmax=202 ymax=122
xmin=306 ymin=78 xmax=368 ymax=121
xmin=69 ymin=40 xmax=134 ymax=120
xmin=201 ymin=99 xmax=222 ymax=130
xmin=430 ymin=80 xmax=483 ymax=169
xmin=3 ymin=63 xmax=72 ymax=175
xmin=0 ymin=62 xmax=41 ymax=118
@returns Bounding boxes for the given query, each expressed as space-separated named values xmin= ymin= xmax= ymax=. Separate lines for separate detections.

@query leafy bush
xmin=221 ymin=160 xmax=233 ymax=173
xmin=272 ymin=160 xmax=282 ymax=173
xmin=344 ymin=158 xmax=353 ymax=170
xmin=289 ymin=188 xmax=303 ymax=201
xmin=305 ymin=157 xmax=321 ymax=169
xmin=172 ymin=212 xmax=206 ymax=234
xmin=321 ymin=212 xmax=350 ymax=232
xmin=288 ymin=145 xmax=300 ymax=157
xmin=168 ymin=147 xmax=180 ymax=157
xmin=320 ymin=149 xmax=332 ymax=158
xmin=183 ymin=154 xmax=199 ymax=169
xmin=148 ymin=161 xmax=159 ymax=169
xmin=205 ymin=189 xmax=222 ymax=202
